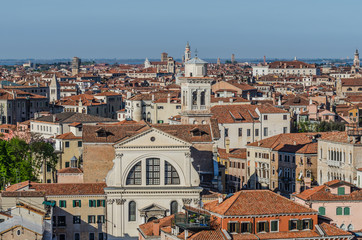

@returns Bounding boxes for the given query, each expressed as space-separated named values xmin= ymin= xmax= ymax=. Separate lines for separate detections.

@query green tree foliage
xmin=297 ymin=121 xmax=345 ymax=133
xmin=0 ymin=138 xmax=58 ymax=189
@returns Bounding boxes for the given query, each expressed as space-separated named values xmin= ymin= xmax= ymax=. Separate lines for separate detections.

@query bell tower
xmin=354 ymin=49 xmax=360 ymax=69
xmin=184 ymin=42 xmax=191 ymax=63
xmin=180 ymin=54 xmax=212 ymax=124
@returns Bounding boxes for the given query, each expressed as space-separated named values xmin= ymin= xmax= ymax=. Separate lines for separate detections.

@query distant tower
xmin=71 ymin=57 xmax=81 ymax=76
xmin=354 ymin=49 xmax=360 ymax=68
xmin=161 ymin=52 xmax=168 ymax=62
xmin=167 ymin=57 xmax=175 ymax=73
xmin=263 ymin=56 xmax=266 ymax=65
xmin=231 ymin=54 xmax=235 ymax=63
xmin=49 ymin=74 xmax=60 ymax=102
xmin=184 ymin=42 xmax=191 ymax=63
xmin=217 ymin=57 xmax=221 ymax=65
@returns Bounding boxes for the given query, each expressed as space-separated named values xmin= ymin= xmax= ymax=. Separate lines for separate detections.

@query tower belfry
xmin=184 ymin=42 xmax=191 ymax=63
xmin=354 ymin=49 xmax=360 ymax=68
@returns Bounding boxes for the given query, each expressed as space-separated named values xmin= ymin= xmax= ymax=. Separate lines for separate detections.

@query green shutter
xmin=319 ymin=207 xmax=325 ymax=216
xmin=288 ymin=220 xmax=292 ymax=230
xmin=309 ymin=219 xmax=313 ymax=230
xmin=256 ymin=222 xmax=259 ymax=233
xmin=73 ymin=200 xmax=76 ymax=207
xmin=248 ymin=222 xmax=252 ymax=233
xmin=102 ymin=200 xmax=105 ymax=207
xmin=236 ymin=222 xmax=240 ymax=233
xmin=227 ymin=222 xmax=231 ymax=232
xmin=89 ymin=200 xmax=92 ymax=207
xmin=336 ymin=207 xmax=342 ymax=215
xmin=97 ymin=200 xmax=101 ymax=207
xmin=265 ymin=221 xmax=269 ymax=232
xmin=338 ymin=187 xmax=345 ymax=195
xmin=344 ymin=207 xmax=350 ymax=215
xmin=79 ymin=200 xmax=81 ymax=208
xmin=297 ymin=220 xmax=302 ymax=230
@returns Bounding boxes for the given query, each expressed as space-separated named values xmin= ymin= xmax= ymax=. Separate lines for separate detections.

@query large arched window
xmin=170 ymin=201 xmax=178 ymax=215
xmin=127 ymin=162 xmax=142 ymax=185
xmin=165 ymin=161 xmax=180 ymax=185
xmin=200 ymin=91 xmax=205 ymax=106
xmin=146 ymin=158 xmax=160 ymax=185
xmin=129 ymin=201 xmax=136 ymax=221
xmin=192 ymin=91 xmax=197 ymax=106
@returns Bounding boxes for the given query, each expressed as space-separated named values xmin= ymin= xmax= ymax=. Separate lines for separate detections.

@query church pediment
xmin=139 ymin=203 xmax=168 ymax=213
xmin=114 ymin=128 xmax=191 ymax=148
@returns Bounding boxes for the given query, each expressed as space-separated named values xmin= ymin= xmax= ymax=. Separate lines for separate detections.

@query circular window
xmin=150 ymin=137 xmax=155 ymax=142
xmin=17 ymin=230 xmax=21 ymax=236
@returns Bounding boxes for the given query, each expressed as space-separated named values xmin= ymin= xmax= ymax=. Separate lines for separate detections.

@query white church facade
xmin=105 ymin=127 xmax=202 ymax=239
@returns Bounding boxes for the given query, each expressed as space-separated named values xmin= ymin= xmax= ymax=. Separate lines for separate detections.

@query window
xmin=146 ymin=158 xmax=160 ymax=185
xmin=302 ymin=219 xmax=312 ymax=230
xmin=283 ymin=115 xmax=287 ymax=120
xmin=59 ymin=234 xmax=66 ymax=240
xmin=336 ymin=207 xmax=342 ymax=215
xmin=170 ymin=201 xmax=178 ymax=215
xmin=126 ymin=162 xmax=142 ymax=185
xmin=74 ymin=233 xmax=80 ymax=240
xmin=263 ymin=127 xmax=268 ymax=137
xmin=238 ymin=128 xmax=242 ymax=137
xmin=247 ymin=129 xmax=251 ymax=136
xmin=165 ymin=161 xmax=180 ymax=185
xmin=241 ymin=222 xmax=251 ymax=233
xmin=257 ymin=221 xmax=269 ymax=233
xmin=97 ymin=200 xmax=106 ymax=207
xmin=270 ymin=220 xmax=279 ymax=232
xmin=255 ymin=129 xmax=259 ymax=137
xmin=65 ymin=141 xmax=70 ymax=148
xmin=88 ymin=215 xmax=96 ymax=223
xmin=337 ymin=187 xmax=345 ymax=195
xmin=289 ymin=220 xmax=298 ymax=230
xmin=129 ymin=201 xmax=136 ymax=221
xmin=59 ymin=200 xmax=66 ymax=208
xmin=344 ymin=207 xmax=350 ymax=215
xmin=58 ymin=216 xmax=66 ymax=226
xmin=89 ymin=200 xmax=96 ymax=207
xmin=65 ymin=162 xmax=70 ymax=168
xmin=73 ymin=216 xmax=81 ymax=224
xmin=283 ymin=127 xmax=287 ymax=133
xmin=228 ymin=222 xmax=239 ymax=233
xmin=89 ymin=233 xmax=95 ymax=240
xmin=224 ymin=128 xmax=229 ymax=137
xmin=73 ymin=200 xmax=81 ymax=208
xmin=78 ymin=141 xmax=82 ymax=147
xmin=97 ymin=215 xmax=105 ymax=223
xmin=264 ymin=115 xmax=268 ymax=120
xmin=98 ymin=233 xmax=104 ymax=240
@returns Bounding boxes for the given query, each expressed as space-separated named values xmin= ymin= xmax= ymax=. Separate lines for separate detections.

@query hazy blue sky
xmin=1 ymin=0 xmax=361 ymax=59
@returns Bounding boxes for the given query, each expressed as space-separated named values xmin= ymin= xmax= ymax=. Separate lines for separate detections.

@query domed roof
xmin=185 ymin=57 xmax=208 ymax=65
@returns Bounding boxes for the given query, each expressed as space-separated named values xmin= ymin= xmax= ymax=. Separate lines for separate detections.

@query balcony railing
xmin=327 ymin=160 xmax=341 ymax=167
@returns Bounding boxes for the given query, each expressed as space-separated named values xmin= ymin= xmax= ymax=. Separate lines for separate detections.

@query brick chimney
xmin=152 ymin=219 xmax=160 ymax=236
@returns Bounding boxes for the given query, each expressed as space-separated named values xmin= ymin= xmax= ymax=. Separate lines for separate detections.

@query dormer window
xmin=96 ymin=128 xmax=107 ymax=137
xmin=337 ymin=187 xmax=345 ymax=195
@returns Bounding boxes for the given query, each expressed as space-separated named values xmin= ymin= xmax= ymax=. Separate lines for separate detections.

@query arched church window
xmin=129 ymin=201 xmax=136 ymax=221
xmin=165 ymin=161 xmax=180 ymax=185
xmin=358 ymin=88 xmax=362 ymax=91
xmin=192 ymin=91 xmax=197 ymax=106
xmin=170 ymin=201 xmax=178 ymax=215
xmin=146 ymin=158 xmax=160 ymax=185
xmin=200 ymin=91 xmax=205 ymax=106
xmin=126 ymin=162 xmax=142 ymax=185
xmin=347 ymin=88 xmax=352 ymax=91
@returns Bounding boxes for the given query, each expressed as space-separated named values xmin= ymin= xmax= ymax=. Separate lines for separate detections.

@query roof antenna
xmin=195 ymin=49 xmax=198 ymax=58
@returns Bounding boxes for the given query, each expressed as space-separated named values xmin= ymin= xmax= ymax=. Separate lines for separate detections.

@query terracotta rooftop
xmin=204 ymin=190 xmax=317 ymax=216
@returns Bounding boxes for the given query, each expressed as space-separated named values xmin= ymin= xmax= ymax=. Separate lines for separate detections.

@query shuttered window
xmin=344 ymin=207 xmax=350 ymax=215
xmin=318 ymin=207 xmax=325 ymax=216
xmin=336 ymin=207 xmax=343 ymax=215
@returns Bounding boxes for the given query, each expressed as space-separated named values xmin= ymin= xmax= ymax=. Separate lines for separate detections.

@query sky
xmin=0 ymin=0 xmax=361 ymax=59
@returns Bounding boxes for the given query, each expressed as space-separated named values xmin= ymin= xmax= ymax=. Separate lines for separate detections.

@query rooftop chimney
xmin=218 ymin=194 xmax=223 ymax=203
xmin=152 ymin=219 xmax=160 ymax=236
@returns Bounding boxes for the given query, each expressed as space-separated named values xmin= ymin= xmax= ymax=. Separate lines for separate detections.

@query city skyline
xmin=1 ymin=0 xmax=361 ymax=59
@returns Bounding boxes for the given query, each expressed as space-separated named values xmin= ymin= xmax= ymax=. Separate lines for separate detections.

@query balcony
xmin=174 ymin=212 xmax=210 ymax=231
xmin=327 ymin=160 xmax=341 ymax=167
